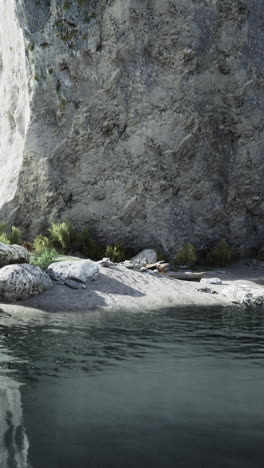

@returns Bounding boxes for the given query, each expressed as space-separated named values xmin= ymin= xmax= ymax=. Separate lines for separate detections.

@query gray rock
xmin=248 ymin=259 xmax=264 ymax=271
xmin=130 ymin=250 xmax=157 ymax=267
xmin=97 ymin=258 xmax=115 ymax=267
xmin=0 ymin=243 xmax=30 ymax=268
xmin=222 ymin=286 xmax=264 ymax=305
xmin=64 ymin=279 xmax=80 ymax=290
xmin=197 ymin=287 xmax=218 ymax=294
xmin=200 ymin=278 xmax=223 ymax=285
xmin=0 ymin=264 xmax=52 ymax=301
xmin=1 ymin=1 xmax=264 ymax=255
xmin=123 ymin=260 xmax=134 ymax=269
xmin=47 ymin=259 xmax=99 ymax=283
xmin=198 ymin=287 xmax=210 ymax=293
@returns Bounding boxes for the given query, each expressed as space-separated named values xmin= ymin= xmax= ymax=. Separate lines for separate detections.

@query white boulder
xmin=0 ymin=243 xmax=30 ymax=268
xmin=200 ymin=277 xmax=222 ymax=285
xmin=48 ymin=259 xmax=99 ymax=283
xmin=124 ymin=260 xmax=134 ymax=269
xmin=97 ymin=258 xmax=115 ymax=267
xmin=130 ymin=249 xmax=157 ymax=266
xmin=222 ymin=286 xmax=264 ymax=305
xmin=0 ymin=264 xmax=52 ymax=301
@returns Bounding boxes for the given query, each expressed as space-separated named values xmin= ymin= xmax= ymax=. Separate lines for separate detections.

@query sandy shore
xmin=1 ymin=261 xmax=264 ymax=317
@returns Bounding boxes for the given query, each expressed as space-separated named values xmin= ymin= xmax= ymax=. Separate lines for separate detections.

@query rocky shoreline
xmin=1 ymin=244 xmax=264 ymax=317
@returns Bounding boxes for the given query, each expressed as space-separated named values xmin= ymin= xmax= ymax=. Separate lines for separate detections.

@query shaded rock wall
xmin=0 ymin=0 xmax=264 ymax=255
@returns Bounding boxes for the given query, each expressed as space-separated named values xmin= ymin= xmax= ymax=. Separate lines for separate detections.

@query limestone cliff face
xmin=0 ymin=0 xmax=264 ymax=255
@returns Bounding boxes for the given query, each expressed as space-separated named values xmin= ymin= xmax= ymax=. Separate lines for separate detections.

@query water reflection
xmin=0 ymin=378 xmax=29 ymax=468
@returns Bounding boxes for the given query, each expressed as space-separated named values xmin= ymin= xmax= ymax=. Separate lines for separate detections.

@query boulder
xmin=47 ymin=259 xmax=99 ymax=283
xmin=130 ymin=249 xmax=157 ymax=267
xmin=0 ymin=264 xmax=52 ymax=301
xmin=200 ymin=277 xmax=222 ymax=285
xmin=0 ymin=243 xmax=30 ymax=268
xmin=124 ymin=260 xmax=134 ymax=269
xmin=97 ymin=258 xmax=115 ymax=267
xmin=222 ymin=286 xmax=264 ymax=305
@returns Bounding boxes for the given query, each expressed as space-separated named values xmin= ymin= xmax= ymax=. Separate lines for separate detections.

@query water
xmin=0 ymin=306 xmax=264 ymax=468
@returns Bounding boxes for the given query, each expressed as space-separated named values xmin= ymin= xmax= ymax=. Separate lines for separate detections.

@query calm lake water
xmin=0 ymin=306 xmax=264 ymax=468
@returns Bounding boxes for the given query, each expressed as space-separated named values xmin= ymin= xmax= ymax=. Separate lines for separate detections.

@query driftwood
xmin=145 ymin=261 xmax=206 ymax=280
xmin=145 ymin=261 xmax=170 ymax=272
xmin=164 ymin=271 xmax=207 ymax=282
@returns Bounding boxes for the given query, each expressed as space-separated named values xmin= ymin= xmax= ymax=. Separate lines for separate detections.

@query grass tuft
xmin=175 ymin=243 xmax=197 ymax=266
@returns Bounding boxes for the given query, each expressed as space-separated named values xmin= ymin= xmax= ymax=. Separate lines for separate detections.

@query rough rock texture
xmin=0 ymin=263 xmax=52 ymax=301
xmin=222 ymin=285 xmax=264 ymax=305
xmin=1 ymin=0 xmax=264 ymax=256
xmin=48 ymin=259 xmax=99 ymax=282
xmin=200 ymin=277 xmax=222 ymax=285
xmin=130 ymin=249 xmax=157 ymax=266
xmin=0 ymin=242 xmax=30 ymax=268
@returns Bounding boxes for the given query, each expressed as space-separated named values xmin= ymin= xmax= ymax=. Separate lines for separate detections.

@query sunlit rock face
xmin=0 ymin=0 xmax=264 ymax=255
xmin=0 ymin=0 xmax=30 ymax=210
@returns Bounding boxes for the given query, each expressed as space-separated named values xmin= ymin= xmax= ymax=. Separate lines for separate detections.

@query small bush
xmin=0 ymin=233 xmax=10 ymax=245
xmin=47 ymin=220 xmax=104 ymax=259
xmin=175 ymin=243 xmax=197 ymax=266
xmin=33 ymin=235 xmax=50 ymax=253
xmin=105 ymin=243 xmax=126 ymax=263
xmin=0 ymin=224 xmax=22 ymax=245
xmin=48 ymin=221 xmax=76 ymax=252
xmin=9 ymin=226 xmax=22 ymax=245
xmin=206 ymin=240 xmax=233 ymax=267
xmin=0 ymin=222 xmax=8 ymax=235
xmin=31 ymin=247 xmax=58 ymax=271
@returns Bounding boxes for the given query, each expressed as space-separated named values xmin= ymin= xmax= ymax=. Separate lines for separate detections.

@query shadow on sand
xmin=0 ymin=272 xmax=146 ymax=314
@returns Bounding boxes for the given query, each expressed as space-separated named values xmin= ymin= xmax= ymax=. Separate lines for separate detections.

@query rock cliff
xmin=0 ymin=0 xmax=264 ymax=255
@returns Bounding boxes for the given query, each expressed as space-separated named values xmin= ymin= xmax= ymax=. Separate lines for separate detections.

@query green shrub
xmin=175 ymin=243 xmax=197 ymax=266
xmin=33 ymin=235 xmax=50 ymax=253
xmin=0 ymin=233 xmax=10 ymax=245
xmin=206 ymin=240 xmax=233 ymax=267
xmin=0 ymin=224 xmax=22 ymax=245
xmin=31 ymin=247 xmax=58 ymax=271
xmin=0 ymin=222 xmax=8 ymax=235
xmin=48 ymin=220 xmax=76 ymax=252
xmin=9 ymin=226 xmax=22 ymax=245
xmin=47 ymin=220 xmax=104 ymax=259
xmin=105 ymin=243 xmax=126 ymax=263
